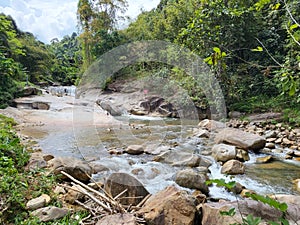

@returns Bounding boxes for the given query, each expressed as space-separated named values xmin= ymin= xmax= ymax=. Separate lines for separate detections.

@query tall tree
xmin=77 ymin=0 xmax=127 ymax=68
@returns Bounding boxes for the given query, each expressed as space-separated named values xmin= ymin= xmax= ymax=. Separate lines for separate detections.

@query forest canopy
xmin=0 ymin=0 xmax=299 ymax=121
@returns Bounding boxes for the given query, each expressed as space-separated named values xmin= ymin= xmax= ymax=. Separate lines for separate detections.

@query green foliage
xmin=0 ymin=114 xmax=75 ymax=224
xmin=49 ymin=33 xmax=82 ymax=85
xmin=206 ymin=178 xmax=236 ymax=190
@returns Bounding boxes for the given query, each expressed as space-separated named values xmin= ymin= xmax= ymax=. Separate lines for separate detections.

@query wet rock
xmin=138 ymin=186 xmax=196 ymax=225
xmin=265 ymin=142 xmax=275 ymax=149
xmin=282 ymin=138 xmax=293 ymax=146
xmin=47 ymin=157 xmax=92 ymax=182
xmin=192 ymin=190 xmax=207 ymax=204
xmin=226 ymin=182 xmax=244 ymax=194
xmin=157 ymin=103 xmax=174 ymax=117
xmin=293 ymin=180 xmax=300 ymax=192
xmin=31 ymin=206 xmax=68 ymax=222
xmin=256 ymin=155 xmax=274 ymax=163
xmin=212 ymin=144 xmax=236 ymax=162
xmin=43 ymin=154 xmax=54 ymax=161
xmin=193 ymin=129 xmax=210 ymax=138
xmin=215 ymin=128 xmax=266 ymax=151
xmin=175 ymin=169 xmax=209 ymax=194
xmin=26 ymin=194 xmax=51 ymax=210
xmin=96 ymin=213 xmax=137 ymax=225
xmin=221 ymin=160 xmax=245 ymax=175
xmin=153 ymin=150 xmax=201 ymax=167
xmin=198 ymin=119 xmax=225 ymax=131
xmin=97 ymin=100 xmax=123 ymax=116
xmin=104 ymin=173 xmax=149 ymax=206
xmin=236 ymin=149 xmax=250 ymax=161
xmin=125 ymin=145 xmax=144 ymax=155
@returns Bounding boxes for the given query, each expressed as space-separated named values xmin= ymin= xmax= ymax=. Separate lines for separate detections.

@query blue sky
xmin=0 ymin=0 xmax=160 ymax=43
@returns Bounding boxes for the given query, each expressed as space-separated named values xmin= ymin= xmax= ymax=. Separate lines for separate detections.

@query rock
xmin=97 ymin=100 xmax=123 ymax=116
xmin=147 ymin=96 xmax=164 ymax=111
xmin=104 ymin=173 xmax=149 ymax=206
xmin=236 ymin=149 xmax=250 ymax=161
xmin=227 ymin=182 xmax=244 ymax=194
xmin=240 ymin=189 xmax=256 ymax=198
xmin=54 ymin=186 xmax=66 ymax=195
xmin=125 ymin=145 xmax=144 ymax=155
xmin=144 ymin=145 xmax=169 ymax=155
xmin=138 ymin=186 xmax=196 ymax=225
xmin=201 ymin=198 xmax=300 ymax=225
xmin=32 ymin=102 xmax=50 ymax=110
xmin=192 ymin=190 xmax=207 ymax=204
xmin=194 ymin=129 xmax=210 ymax=138
xmin=96 ymin=213 xmax=137 ymax=225
xmin=282 ymin=138 xmax=293 ymax=145
xmin=43 ymin=154 xmax=54 ymax=161
xmin=26 ymin=194 xmax=51 ymax=210
xmin=215 ymin=128 xmax=266 ymax=151
xmin=256 ymin=155 xmax=274 ymax=163
xmin=275 ymin=138 xmax=282 ymax=144
xmin=26 ymin=152 xmax=47 ymax=171
xmin=221 ymin=160 xmax=245 ymax=175
xmin=157 ymin=102 xmax=176 ymax=117
xmin=31 ymin=206 xmax=68 ymax=222
xmin=89 ymin=162 xmax=109 ymax=174
xmin=65 ymin=184 xmax=85 ymax=204
xmin=265 ymin=142 xmax=275 ymax=149
xmin=198 ymin=119 xmax=225 ymax=131
xmin=19 ymin=87 xmax=41 ymax=96
xmin=264 ymin=130 xmax=277 ymax=139
xmin=175 ymin=169 xmax=209 ymax=194
xmin=269 ymin=194 xmax=300 ymax=206
xmin=228 ymin=111 xmax=242 ymax=118
xmin=153 ymin=151 xmax=201 ymax=167
xmin=212 ymin=144 xmax=236 ymax=162
xmin=129 ymin=106 xmax=148 ymax=116
xmin=47 ymin=157 xmax=92 ymax=182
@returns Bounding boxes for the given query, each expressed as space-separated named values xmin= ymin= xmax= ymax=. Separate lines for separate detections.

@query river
xmin=6 ymin=86 xmax=300 ymax=200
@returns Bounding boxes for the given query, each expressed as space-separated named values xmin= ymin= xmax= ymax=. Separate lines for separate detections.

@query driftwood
xmin=60 ymin=171 xmax=149 ymax=224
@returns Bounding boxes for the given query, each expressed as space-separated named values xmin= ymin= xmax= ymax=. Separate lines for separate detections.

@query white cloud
xmin=0 ymin=0 xmax=159 ymax=44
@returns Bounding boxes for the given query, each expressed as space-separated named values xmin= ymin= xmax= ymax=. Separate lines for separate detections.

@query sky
xmin=0 ymin=0 xmax=160 ymax=43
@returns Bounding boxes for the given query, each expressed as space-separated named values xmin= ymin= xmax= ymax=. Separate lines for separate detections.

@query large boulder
xmin=201 ymin=199 xmax=300 ymax=225
xmin=47 ymin=157 xmax=92 ymax=182
xmin=175 ymin=169 xmax=209 ymax=194
xmin=212 ymin=144 xmax=236 ymax=162
xmin=138 ymin=186 xmax=197 ymax=225
xmin=215 ymin=128 xmax=266 ymax=151
xmin=97 ymin=100 xmax=123 ymax=116
xmin=96 ymin=213 xmax=137 ymax=225
xmin=104 ymin=173 xmax=149 ymax=206
xmin=153 ymin=150 xmax=201 ymax=167
xmin=221 ymin=159 xmax=245 ymax=175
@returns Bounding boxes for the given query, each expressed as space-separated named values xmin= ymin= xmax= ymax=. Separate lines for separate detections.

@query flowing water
xmin=19 ymin=87 xmax=300 ymax=199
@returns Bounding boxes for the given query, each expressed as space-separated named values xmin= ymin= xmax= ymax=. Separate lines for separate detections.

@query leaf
xmin=272 ymin=3 xmax=281 ymax=10
xmin=204 ymin=56 xmax=213 ymax=65
xmin=251 ymin=46 xmax=263 ymax=52
xmin=213 ymin=47 xmax=221 ymax=54
xmin=220 ymin=207 xmax=236 ymax=216
xmin=290 ymin=24 xmax=299 ymax=31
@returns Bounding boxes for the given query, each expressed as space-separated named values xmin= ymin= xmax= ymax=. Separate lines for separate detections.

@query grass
xmin=0 ymin=114 xmax=88 ymax=224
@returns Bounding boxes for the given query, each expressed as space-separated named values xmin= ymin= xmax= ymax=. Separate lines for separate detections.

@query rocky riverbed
xmin=1 ymin=84 xmax=300 ymax=224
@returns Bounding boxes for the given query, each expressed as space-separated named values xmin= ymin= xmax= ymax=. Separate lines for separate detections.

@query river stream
xmin=15 ymin=86 xmax=300 ymax=199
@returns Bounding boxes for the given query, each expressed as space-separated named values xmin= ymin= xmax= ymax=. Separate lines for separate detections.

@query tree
xmin=77 ymin=0 xmax=128 ymax=68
